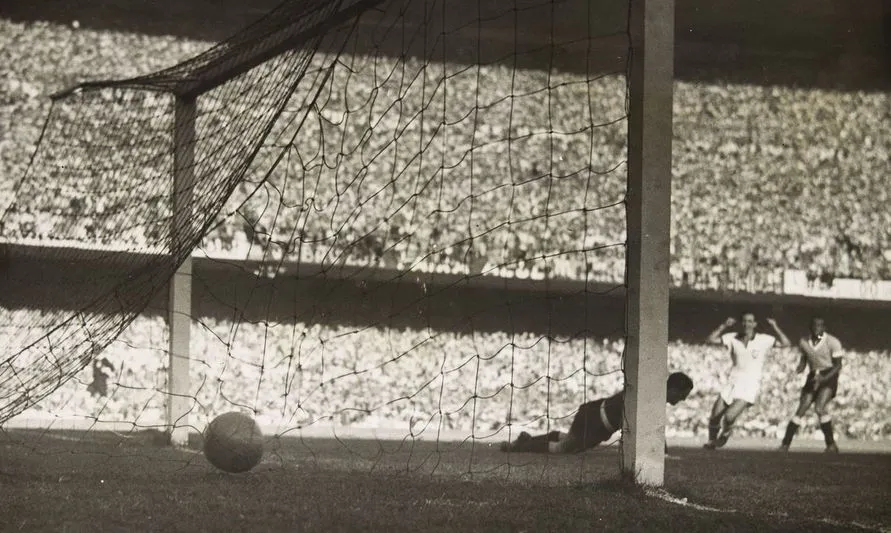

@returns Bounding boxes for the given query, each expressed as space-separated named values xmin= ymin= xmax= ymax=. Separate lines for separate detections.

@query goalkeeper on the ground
xmin=499 ymin=372 xmax=694 ymax=453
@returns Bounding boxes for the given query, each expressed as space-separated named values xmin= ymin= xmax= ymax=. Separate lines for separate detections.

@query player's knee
xmin=724 ymin=408 xmax=744 ymax=424
xmin=795 ymin=398 xmax=813 ymax=416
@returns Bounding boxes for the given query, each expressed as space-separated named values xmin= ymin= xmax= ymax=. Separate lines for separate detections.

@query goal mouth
xmin=1 ymin=0 xmax=643 ymax=482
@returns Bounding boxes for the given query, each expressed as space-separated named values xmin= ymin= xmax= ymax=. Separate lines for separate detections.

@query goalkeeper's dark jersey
xmin=566 ymin=391 xmax=624 ymax=450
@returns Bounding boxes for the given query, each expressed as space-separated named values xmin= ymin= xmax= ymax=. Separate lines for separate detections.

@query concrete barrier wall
xmin=3 ymin=251 xmax=889 ymax=351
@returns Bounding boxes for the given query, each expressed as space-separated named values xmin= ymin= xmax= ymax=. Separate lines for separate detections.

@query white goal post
xmin=167 ymin=96 xmax=197 ymax=447
xmin=623 ymin=0 xmax=675 ymax=486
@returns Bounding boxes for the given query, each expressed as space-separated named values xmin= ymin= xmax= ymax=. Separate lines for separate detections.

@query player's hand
xmin=723 ymin=317 xmax=736 ymax=328
xmin=766 ymin=318 xmax=779 ymax=328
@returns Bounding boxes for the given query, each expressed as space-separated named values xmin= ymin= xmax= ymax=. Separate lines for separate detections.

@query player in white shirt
xmin=703 ymin=312 xmax=791 ymax=449
xmin=779 ymin=316 xmax=844 ymax=453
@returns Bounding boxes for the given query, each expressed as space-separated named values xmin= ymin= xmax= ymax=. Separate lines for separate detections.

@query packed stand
xmin=2 ymin=19 xmax=889 ymax=291
xmin=8 ymin=309 xmax=890 ymax=441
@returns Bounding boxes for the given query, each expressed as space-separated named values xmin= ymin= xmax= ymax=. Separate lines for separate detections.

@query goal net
xmin=1 ymin=0 xmax=634 ymax=478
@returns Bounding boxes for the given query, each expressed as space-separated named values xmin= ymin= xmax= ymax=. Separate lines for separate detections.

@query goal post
xmin=168 ymin=96 xmax=197 ymax=447
xmin=623 ymin=0 xmax=675 ymax=486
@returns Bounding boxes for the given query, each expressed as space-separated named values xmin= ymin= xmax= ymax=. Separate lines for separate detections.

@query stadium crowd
xmin=1 ymin=19 xmax=889 ymax=292
xmin=10 ymin=312 xmax=891 ymax=441
xmin=1 ymin=18 xmax=889 ymax=444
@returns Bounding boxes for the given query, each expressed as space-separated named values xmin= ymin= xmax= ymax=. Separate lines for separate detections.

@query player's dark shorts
xmin=803 ymin=370 xmax=839 ymax=399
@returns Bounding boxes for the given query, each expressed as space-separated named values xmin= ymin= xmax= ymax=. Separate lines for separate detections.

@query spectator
xmin=87 ymin=357 xmax=115 ymax=398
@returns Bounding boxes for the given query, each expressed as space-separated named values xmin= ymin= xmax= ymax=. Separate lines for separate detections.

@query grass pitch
xmin=1 ymin=428 xmax=889 ymax=532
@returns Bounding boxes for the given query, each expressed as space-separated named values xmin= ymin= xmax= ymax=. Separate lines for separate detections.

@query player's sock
xmin=715 ymin=419 xmax=735 ymax=447
xmin=708 ymin=417 xmax=721 ymax=441
xmin=715 ymin=430 xmax=731 ymax=447
xmin=819 ymin=415 xmax=835 ymax=447
xmin=508 ymin=432 xmax=552 ymax=453
xmin=781 ymin=416 xmax=803 ymax=447
xmin=546 ymin=430 xmax=563 ymax=442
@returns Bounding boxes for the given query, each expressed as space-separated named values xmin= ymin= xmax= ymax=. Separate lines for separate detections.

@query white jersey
xmin=721 ymin=332 xmax=776 ymax=382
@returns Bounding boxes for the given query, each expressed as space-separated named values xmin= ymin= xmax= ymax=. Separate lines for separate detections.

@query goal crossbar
xmin=51 ymin=0 xmax=384 ymax=100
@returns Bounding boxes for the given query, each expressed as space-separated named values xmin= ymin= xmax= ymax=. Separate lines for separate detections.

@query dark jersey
xmin=564 ymin=391 xmax=624 ymax=451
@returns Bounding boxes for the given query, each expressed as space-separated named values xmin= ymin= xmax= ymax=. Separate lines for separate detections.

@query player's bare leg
xmin=814 ymin=387 xmax=838 ymax=453
xmin=711 ymin=399 xmax=749 ymax=449
xmin=780 ymin=390 xmax=816 ymax=451
xmin=704 ymin=397 xmax=729 ymax=449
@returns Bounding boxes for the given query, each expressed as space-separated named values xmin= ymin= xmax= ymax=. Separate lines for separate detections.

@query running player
xmin=779 ymin=316 xmax=843 ymax=453
xmin=703 ymin=312 xmax=791 ymax=449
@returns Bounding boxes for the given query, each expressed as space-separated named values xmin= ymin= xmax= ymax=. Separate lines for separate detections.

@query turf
xmin=1 ymin=429 xmax=889 ymax=532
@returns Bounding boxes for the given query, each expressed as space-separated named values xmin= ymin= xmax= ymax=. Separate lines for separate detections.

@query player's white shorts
xmin=721 ymin=373 xmax=760 ymax=405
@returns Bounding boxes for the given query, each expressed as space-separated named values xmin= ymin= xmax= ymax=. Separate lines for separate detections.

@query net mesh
xmin=1 ymin=0 xmax=632 ymax=473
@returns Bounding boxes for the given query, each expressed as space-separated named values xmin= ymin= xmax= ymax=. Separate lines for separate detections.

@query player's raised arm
xmin=707 ymin=317 xmax=736 ymax=345
xmin=765 ymin=318 xmax=791 ymax=347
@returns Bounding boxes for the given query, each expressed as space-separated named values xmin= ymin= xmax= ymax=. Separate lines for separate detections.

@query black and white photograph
xmin=1 ymin=0 xmax=889 ymax=530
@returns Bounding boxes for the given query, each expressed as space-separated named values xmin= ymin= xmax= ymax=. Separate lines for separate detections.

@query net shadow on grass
xmin=2 ymin=427 xmax=889 ymax=532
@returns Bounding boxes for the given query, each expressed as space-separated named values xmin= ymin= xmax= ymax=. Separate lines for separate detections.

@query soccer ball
xmin=202 ymin=411 xmax=264 ymax=473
